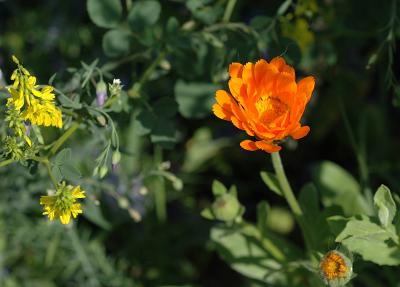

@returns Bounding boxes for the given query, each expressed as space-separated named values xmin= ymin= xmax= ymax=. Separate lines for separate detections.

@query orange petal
xmin=275 ymin=73 xmax=297 ymax=95
xmin=212 ymin=104 xmax=231 ymax=120
xmin=270 ymin=57 xmax=286 ymax=71
xmin=242 ymin=62 xmax=255 ymax=86
xmin=215 ymin=90 xmax=233 ymax=106
xmin=229 ymin=63 xmax=243 ymax=78
xmin=240 ymin=140 xmax=259 ymax=151
xmin=291 ymin=125 xmax=310 ymax=140
xmin=255 ymin=141 xmax=282 ymax=153
xmin=297 ymin=76 xmax=315 ymax=102
xmin=228 ymin=78 xmax=244 ymax=100
xmin=254 ymin=59 xmax=269 ymax=84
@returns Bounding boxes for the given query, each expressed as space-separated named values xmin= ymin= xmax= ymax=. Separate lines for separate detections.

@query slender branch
xmin=49 ymin=122 xmax=80 ymax=156
xmin=271 ymin=152 xmax=302 ymax=217
xmin=0 ymin=158 xmax=16 ymax=168
xmin=223 ymin=0 xmax=237 ymax=22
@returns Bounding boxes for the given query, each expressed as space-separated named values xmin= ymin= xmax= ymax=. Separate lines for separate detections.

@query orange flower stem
xmin=271 ymin=151 xmax=313 ymax=251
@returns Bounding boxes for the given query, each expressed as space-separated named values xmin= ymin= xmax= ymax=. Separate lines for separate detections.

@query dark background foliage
xmin=0 ymin=0 xmax=400 ymax=286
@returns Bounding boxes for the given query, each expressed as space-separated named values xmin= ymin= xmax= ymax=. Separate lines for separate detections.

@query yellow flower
xmin=6 ymin=56 xmax=62 ymax=129
xmin=40 ymin=182 xmax=86 ymax=225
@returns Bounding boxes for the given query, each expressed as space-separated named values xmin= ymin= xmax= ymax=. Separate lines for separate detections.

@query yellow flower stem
xmin=223 ymin=0 xmax=237 ymax=22
xmin=48 ymin=122 xmax=80 ymax=156
xmin=0 ymin=158 xmax=16 ymax=168
xmin=271 ymin=151 xmax=312 ymax=251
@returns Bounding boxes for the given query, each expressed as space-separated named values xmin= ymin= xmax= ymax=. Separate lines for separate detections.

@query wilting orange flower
xmin=213 ymin=57 xmax=315 ymax=153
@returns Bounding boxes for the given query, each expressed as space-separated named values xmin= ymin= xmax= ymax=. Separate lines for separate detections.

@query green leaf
xmin=210 ymin=224 xmax=288 ymax=284
xmin=212 ymin=180 xmax=227 ymax=196
xmin=175 ymin=80 xmax=220 ymax=119
xmin=128 ymin=0 xmax=161 ymax=32
xmin=257 ymin=201 xmax=270 ymax=235
xmin=312 ymin=161 xmax=372 ymax=216
xmin=299 ymin=183 xmax=331 ymax=250
xmin=336 ymin=215 xmax=400 ymax=265
xmin=87 ymin=0 xmax=122 ymax=28
xmin=260 ymin=171 xmax=282 ymax=196
xmin=153 ymin=97 xmax=178 ymax=118
xmin=186 ymin=0 xmax=223 ymax=25
xmin=102 ymin=29 xmax=131 ymax=58
xmin=52 ymin=149 xmax=81 ymax=181
xmin=58 ymin=93 xmax=82 ymax=109
xmin=374 ymin=185 xmax=397 ymax=227
xmin=133 ymin=111 xmax=157 ymax=136
xmin=150 ymin=120 xmax=176 ymax=148
xmin=200 ymin=207 xmax=215 ymax=220
xmin=83 ymin=198 xmax=111 ymax=230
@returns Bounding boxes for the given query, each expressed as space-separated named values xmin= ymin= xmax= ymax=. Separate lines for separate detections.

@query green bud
xmin=118 ymin=197 xmax=129 ymax=209
xmin=212 ymin=193 xmax=241 ymax=222
xmin=99 ymin=166 xmax=108 ymax=178
xmin=112 ymin=150 xmax=121 ymax=165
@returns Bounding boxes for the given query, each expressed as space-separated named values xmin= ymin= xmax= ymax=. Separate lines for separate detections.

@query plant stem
xmin=223 ymin=0 xmax=237 ymax=22
xmin=0 ymin=158 xmax=15 ymax=168
xmin=271 ymin=152 xmax=313 ymax=251
xmin=49 ymin=122 xmax=80 ymax=156
xmin=271 ymin=152 xmax=302 ymax=217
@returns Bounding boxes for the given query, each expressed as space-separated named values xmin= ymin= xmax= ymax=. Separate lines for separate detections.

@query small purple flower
xmin=96 ymin=81 xmax=108 ymax=107
xmin=25 ymin=121 xmax=31 ymax=137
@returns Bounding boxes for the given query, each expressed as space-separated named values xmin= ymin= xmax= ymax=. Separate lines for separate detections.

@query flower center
xmin=255 ymin=94 xmax=288 ymax=124
xmin=320 ymin=251 xmax=348 ymax=280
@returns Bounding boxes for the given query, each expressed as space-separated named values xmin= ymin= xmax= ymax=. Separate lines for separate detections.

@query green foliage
xmin=334 ymin=186 xmax=400 ymax=266
xmin=1 ymin=0 xmax=400 ymax=285
xmin=87 ymin=0 xmax=122 ymax=28
xmin=312 ymin=161 xmax=372 ymax=216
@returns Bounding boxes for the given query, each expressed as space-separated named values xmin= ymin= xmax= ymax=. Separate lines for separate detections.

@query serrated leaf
xmin=260 ymin=171 xmax=282 ymax=196
xmin=374 ymin=185 xmax=397 ymax=227
xmin=87 ymin=0 xmax=122 ymax=28
xmin=58 ymin=94 xmax=82 ymax=109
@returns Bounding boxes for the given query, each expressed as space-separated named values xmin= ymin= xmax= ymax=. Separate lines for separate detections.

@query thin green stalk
xmin=154 ymin=146 xmax=167 ymax=222
xmin=223 ymin=0 xmax=237 ymax=22
xmin=49 ymin=122 xmax=80 ymax=156
xmin=271 ymin=152 xmax=302 ymax=217
xmin=0 ymin=158 xmax=15 ymax=168
xmin=271 ymin=152 xmax=313 ymax=251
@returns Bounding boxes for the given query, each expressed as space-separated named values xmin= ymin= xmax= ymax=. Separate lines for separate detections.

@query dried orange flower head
xmin=319 ymin=250 xmax=353 ymax=287
xmin=213 ymin=57 xmax=315 ymax=153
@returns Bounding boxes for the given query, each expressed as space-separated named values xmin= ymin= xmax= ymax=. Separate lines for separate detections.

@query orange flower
xmin=212 ymin=57 xmax=315 ymax=153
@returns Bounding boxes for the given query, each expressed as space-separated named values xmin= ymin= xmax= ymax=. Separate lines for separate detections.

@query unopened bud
xmin=99 ymin=166 xmax=108 ymax=178
xmin=96 ymin=81 xmax=107 ymax=107
xmin=112 ymin=150 xmax=121 ymax=165
xmin=212 ymin=193 xmax=241 ymax=222
xmin=319 ymin=250 xmax=353 ymax=287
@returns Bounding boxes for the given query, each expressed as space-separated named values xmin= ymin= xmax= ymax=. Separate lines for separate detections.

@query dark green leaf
xmin=87 ymin=0 xmax=122 ymax=28
xmin=128 ymin=0 xmax=161 ymax=32
xmin=102 ymin=29 xmax=131 ymax=58
xmin=175 ymin=80 xmax=220 ymax=119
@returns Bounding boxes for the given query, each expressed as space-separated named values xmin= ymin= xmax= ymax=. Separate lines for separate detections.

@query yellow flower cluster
xmin=40 ymin=182 xmax=86 ymax=225
xmin=7 ymin=56 xmax=62 ymax=129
